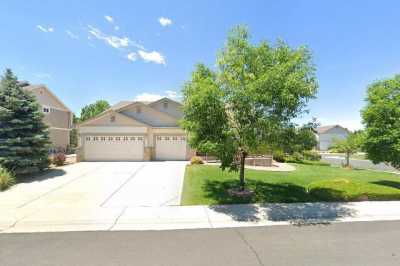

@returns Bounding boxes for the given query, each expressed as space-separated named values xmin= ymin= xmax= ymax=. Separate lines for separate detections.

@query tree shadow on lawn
xmin=204 ymin=179 xmax=357 ymax=225
xmin=17 ymin=168 xmax=67 ymax=184
xmin=371 ymin=180 xmax=400 ymax=190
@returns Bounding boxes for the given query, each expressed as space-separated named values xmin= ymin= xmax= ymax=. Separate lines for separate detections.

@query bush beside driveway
xmin=181 ymin=164 xmax=400 ymax=205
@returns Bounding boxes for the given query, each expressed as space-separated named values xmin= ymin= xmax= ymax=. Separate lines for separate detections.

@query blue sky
xmin=1 ymin=0 xmax=399 ymax=130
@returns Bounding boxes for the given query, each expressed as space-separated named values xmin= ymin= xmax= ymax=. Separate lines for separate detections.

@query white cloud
xmin=165 ymin=90 xmax=179 ymax=99
xmin=138 ymin=50 xmax=166 ymax=65
xmin=126 ymin=52 xmax=137 ymax=62
xmin=159 ymin=17 xmax=172 ymax=27
xmin=87 ymin=25 xmax=145 ymax=50
xmin=134 ymin=90 xmax=180 ymax=102
xmin=36 ymin=25 xmax=54 ymax=33
xmin=66 ymin=30 xmax=79 ymax=39
xmin=104 ymin=15 xmax=114 ymax=23
xmin=134 ymin=93 xmax=163 ymax=102
xmin=88 ymin=25 xmax=129 ymax=49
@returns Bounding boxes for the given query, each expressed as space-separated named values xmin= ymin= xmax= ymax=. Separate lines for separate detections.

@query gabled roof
xmin=83 ymin=97 xmax=181 ymax=127
xmin=148 ymin=97 xmax=182 ymax=107
xmin=78 ymin=109 xmax=149 ymax=127
xmin=316 ymin=125 xmax=351 ymax=134
xmin=23 ymin=84 xmax=71 ymax=112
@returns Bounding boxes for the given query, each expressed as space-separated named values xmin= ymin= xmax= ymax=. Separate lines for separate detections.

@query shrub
xmin=53 ymin=153 xmax=66 ymax=166
xmin=302 ymin=150 xmax=321 ymax=161
xmin=273 ymin=150 xmax=286 ymax=162
xmin=190 ymin=156 xmax=204 ymax=165
xmin=0 ymin=166 xmax=15 ymax=191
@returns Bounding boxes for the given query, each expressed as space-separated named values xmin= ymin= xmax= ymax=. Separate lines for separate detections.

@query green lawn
xmin=181 ymin=164 xmax=400 ymax=205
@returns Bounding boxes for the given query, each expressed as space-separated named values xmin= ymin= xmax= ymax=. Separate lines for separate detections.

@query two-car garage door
xmin=155 ymin=136 xmax=187 ymax=161
xmin=84 ymin=136 xmax=144 ymax=161
xmin=83 ymin=135 xmax=187 ymax=161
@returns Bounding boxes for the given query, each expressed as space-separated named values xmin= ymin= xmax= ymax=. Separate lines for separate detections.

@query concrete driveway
xmin=0 ymin=161 xmax=187 ymax=210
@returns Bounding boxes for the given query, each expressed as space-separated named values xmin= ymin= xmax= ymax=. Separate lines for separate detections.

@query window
xmin=137 ymin=137 xmax=143 ymax=141
xmin=123 ymin=137 xmax=128 ymax=141
xmin=172 ymin=136 xmax=178 ymax=141
xmin=115 ymin=137 xmax=121 ymax=141
xmin=163 ymin=102 xmax=168 ymax=109
xmin=86 ymin=137 xmax=91 ymax=141
xmin=93 ymin=137 xmax=99 ymax=141
xmin=43 ymin=107 xmax=50 ymax=113
xmin=130 ymin=137 xmax=136 ymax=141
xmin=100 ymin=137 xmax=106 ymax=141
xmin=110 ymin=115 xmax=116 ymax=122
xmin=108 ymin=137 xmax=114 ymax=141
xmin=136 ymin=106 xmax=141 ymax=114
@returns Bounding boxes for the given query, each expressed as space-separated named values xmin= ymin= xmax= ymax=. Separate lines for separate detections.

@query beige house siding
xmin=23 ymin=85 xmax=72 ymax=149
xmin=43 ymin=108 xmax=71 ymax=129
xmin=49 ymin=128 xmax=70 ymax=149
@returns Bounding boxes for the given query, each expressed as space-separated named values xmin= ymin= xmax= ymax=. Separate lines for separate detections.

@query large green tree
xmin=0 ymin=69 xmax=50 ymax=173
xmin=362 ymin=75 xmax=400 ymax=169
xmin=80 ymin=100 xmax=110 ymax=122
xmin=181 ymin=26 xmax=318 ymax=190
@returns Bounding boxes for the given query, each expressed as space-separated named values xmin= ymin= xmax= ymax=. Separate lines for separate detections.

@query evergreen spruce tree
xmin=0 ymin=69 xmax=50 ymax=174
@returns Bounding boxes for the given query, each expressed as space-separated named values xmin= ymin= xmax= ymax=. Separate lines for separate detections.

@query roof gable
xmin=79 ymin=110 xmax=149 ymax=127
xmin=24 ymin=85 xmax=71 ymax=112
xmin=316 ymin=125 xmax=350 ymax=134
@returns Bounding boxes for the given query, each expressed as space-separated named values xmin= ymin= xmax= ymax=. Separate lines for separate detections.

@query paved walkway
xmin=2 ymin=201 xmax=400 ymax=233
xmin=206 ymin=162 xmax=296 ymax=171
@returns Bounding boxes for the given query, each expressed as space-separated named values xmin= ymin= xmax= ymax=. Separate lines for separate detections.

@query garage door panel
xmin=85 ymin=136 xmax=144 ymax=161
xmin=156 ymin=136 xmax=187 ymax=161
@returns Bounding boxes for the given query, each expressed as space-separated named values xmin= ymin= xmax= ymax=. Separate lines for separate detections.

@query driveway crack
xmin=17 ymin=164 xmax=107 ymax=209
xmin=100 ymin=164 xmax=145 ymax=207
xmin=108 ymin=207 xmax=127 ymax=231
xmin=235 ymin=229 xmax=264 ymax=266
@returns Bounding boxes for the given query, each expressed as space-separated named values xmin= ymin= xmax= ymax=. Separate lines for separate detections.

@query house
xmin=77 ymin=97 xmax=195 ymax=161
xmin=22 ymin=84 xmax=73 ymax=150
xmin=316 ymin=125 xmax=350 ymax=151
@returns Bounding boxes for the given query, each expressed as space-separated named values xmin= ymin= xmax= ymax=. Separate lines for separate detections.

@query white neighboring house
xmin=316 ymin=125 xmax=351 ymax=151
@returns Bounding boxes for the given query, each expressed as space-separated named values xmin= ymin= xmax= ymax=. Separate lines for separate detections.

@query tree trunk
xmin=346 ymin=152 xmax=350 ymax=167
xmin=239 ymin=151 xmax=247 ymax=191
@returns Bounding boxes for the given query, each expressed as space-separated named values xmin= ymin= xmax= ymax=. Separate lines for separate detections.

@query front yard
xmin=181 ymin=164 xmax=400 ymax=205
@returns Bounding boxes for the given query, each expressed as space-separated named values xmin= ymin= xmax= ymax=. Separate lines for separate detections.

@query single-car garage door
xmin=155 ymin=135 xmax=187 ymax=160
xmin=84 ymin=136 xmax=144 ymax=161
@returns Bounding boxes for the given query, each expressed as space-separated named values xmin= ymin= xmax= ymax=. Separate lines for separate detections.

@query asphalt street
xmin=1 ymin=221 xmax=400 ymax=266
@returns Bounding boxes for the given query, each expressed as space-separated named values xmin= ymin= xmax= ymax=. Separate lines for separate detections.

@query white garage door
xmin=84 ymin=136 xmax=144 ymax=161
xmin=155 ymin=135 xmax=187 ymax=161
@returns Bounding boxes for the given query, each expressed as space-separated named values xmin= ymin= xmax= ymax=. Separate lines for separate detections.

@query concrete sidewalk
xmin=2 ymin=201 xmax=400 ymax=233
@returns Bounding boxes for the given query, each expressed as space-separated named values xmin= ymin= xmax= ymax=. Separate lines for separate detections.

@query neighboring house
xmin=22 ymin=84 xmax=73 ymax=150
xmin=316 ymin=125 xmax=350 ymax=151
xmin=77 ymin=97 xmax=195 ymax=161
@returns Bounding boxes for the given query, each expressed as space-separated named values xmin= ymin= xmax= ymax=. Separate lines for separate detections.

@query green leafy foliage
xmin=362 ymin=75 xmax=400 ymax=169
xmin=181 ymin=26 xmax=318 ymax=189
xmin=0 ymin=69 xmax=50 ymax=174
xmin=80 ymin=100 xmax=110 ymax=122
xmin=330 ymin=132 xmax=363 ymax=167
